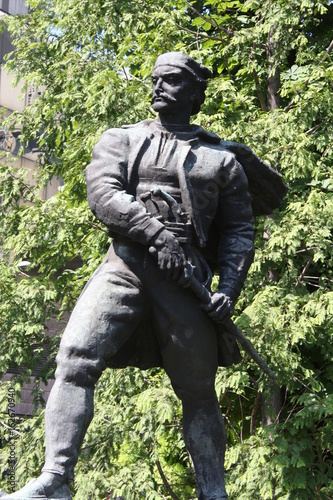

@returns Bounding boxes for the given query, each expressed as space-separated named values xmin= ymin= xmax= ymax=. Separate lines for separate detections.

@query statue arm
xmin=216 ymin=155 xmax=255 ymax=302
xmin=85 ymin=128 xmax=165 ymax=245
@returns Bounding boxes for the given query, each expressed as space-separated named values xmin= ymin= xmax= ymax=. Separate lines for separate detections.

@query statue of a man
xmin=4 ymin=52 xmax=285 ymax=500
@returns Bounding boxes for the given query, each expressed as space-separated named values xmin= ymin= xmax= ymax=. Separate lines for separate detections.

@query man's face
xmin=151 ymin=65 xmax=195 ymax=117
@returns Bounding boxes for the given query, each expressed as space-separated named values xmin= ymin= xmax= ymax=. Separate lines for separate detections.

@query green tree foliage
xmin=0 ymin=0 xmax=332 ymax=498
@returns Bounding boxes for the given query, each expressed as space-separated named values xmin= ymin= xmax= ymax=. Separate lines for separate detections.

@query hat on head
xmin=153 ymin=52 xmax=213 ymax=84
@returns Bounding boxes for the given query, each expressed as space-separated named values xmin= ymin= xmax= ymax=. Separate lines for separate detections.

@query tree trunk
xmin=267 ymin=66 xmax=281 ymax=110
xmin=261 ymin=382 xmax=281 ymax=427
xmin=266 ymin=27 xmax=281 ymax=110
xmin=261 ymin=26 xmax=282 ymax=426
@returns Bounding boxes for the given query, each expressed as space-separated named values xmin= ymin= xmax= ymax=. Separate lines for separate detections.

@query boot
xmin=1 ymin=473 xmax=71 ymax=500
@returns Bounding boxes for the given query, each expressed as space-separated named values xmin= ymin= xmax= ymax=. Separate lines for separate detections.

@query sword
xmin=143 ymin=187 xmax=277 ymax=381
xmin=183 ymin=264 xmax=277 ymax=381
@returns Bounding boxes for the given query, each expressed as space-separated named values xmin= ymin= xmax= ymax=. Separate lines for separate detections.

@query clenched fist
xmin=149 ymin=229 xmax=187 ymax=281
xmin=202 ymin=292 xmax=234 ymax=323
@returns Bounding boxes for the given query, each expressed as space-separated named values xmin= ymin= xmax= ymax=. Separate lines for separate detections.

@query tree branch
xmin=327 ymin=39 xmax=333 ymax=55
xmin=296 ymin=257 xmax=313 ymax=287
xmin=305 ymin=121 xmax=325 ymax=135
xmin=224 ymin=414 xmax=241 ymax=443
xmin=252 ymin=69 xmax=267 ymax=111
xmin=87 ymin=221 xmax=109 ymax=234
xmin=320 ymin=39 xmax=333 ymax=64
xmin=0 ymin=419 xmax=23 ymax=436
xmin=175 ymin=23 xmax=225 ymax=43
xmin=156 ymin=460 xmax=179 ymax=500
xmin=187 ymin=3 xmax=234 ymax=36
xmin=250 ymin=391 xmax=262 ymax=435
xmin=239 ymin=395 xmax=244 ymax=443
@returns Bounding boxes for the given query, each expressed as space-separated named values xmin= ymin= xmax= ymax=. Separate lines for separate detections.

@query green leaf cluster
xmin=0 ymin=0 xmax=332 ymax=498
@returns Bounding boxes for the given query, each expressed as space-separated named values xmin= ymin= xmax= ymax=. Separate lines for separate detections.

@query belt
xmin=163 ymin=221 xmax=193 ymax=245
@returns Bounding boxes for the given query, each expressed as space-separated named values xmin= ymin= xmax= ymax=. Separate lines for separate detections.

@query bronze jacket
xmin=86 ymin=120 xmax=255 ymax=303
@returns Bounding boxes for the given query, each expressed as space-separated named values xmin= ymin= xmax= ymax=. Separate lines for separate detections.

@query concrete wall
xmin=2 ymin=374 xmax=55 ymax=416
xmin=0 ymin=66 xmax=26 ymax=112
xmin=0 ymin=1 xmax=28 ymax=16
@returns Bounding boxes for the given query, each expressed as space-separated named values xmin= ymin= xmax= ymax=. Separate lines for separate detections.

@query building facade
xmin=1 ymin=1 xmax=61 ymax=416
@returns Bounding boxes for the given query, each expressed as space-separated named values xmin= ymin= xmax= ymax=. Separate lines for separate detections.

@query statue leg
xmin=42 ymin=256 xmax=146 ymax=482
xmin=151 ymin=278 xmax=228 ymax=500
xmin=4 ymin=247 xmax=146 ymax=499
xmin=42 ymin=379 xmax=94 ymax=482
xmin=181 ymin=397 xmax=228 ymax=500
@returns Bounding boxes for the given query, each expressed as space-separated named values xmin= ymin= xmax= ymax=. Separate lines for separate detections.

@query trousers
xmin=42 ymin=240 xmax=228 ymax=499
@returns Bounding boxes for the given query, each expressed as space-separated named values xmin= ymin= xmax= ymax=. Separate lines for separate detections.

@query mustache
xmin=152 ymin=93 xmax=178 ymax=104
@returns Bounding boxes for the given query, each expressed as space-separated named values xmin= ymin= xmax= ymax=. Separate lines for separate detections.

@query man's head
xmin=151 ymin=52 xmax=212 ymax=122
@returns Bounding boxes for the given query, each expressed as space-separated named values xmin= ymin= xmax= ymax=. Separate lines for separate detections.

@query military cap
xmin=153 ymin=52 xmax=212 ymax=85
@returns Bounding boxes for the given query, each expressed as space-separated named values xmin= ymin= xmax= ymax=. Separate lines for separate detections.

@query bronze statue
xmin=4 ymin=52 xmax=287 ymax=500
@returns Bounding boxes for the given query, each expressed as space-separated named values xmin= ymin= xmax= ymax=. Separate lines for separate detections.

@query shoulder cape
xmin=195 ymin=126 xmax=288 ymax=216
xmin=219 ymin=140 xmax=289 ymax=216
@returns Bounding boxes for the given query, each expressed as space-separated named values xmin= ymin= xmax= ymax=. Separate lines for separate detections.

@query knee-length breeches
xmin=55 ymin=239 xmax=219 ymax=401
